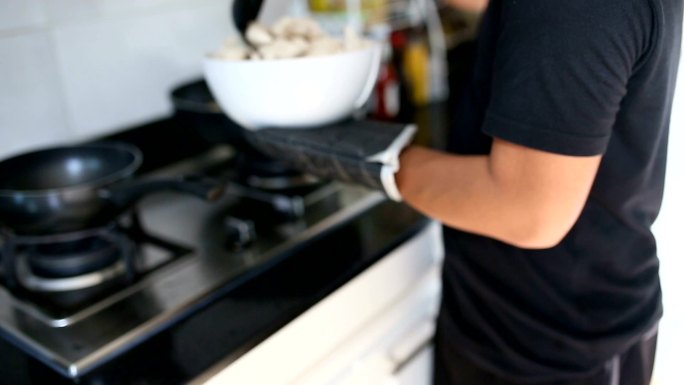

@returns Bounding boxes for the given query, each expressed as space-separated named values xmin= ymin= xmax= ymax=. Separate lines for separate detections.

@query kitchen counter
xmin=0 ymin=102 xmax=450 ymax=385
xmin=0 ymin=195 xmax=430 ymax=385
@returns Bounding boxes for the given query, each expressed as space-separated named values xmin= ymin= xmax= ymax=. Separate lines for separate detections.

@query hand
xmin=245 ymin=120 xmax=416 ymax=201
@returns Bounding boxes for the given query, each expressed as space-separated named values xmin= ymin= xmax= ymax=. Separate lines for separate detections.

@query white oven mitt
xmin=245 ymin=120 xmax=416 ymax=201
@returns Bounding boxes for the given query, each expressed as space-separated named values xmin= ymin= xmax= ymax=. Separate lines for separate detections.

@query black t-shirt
xmin=439 ymin=0 xmax=683 ymax=382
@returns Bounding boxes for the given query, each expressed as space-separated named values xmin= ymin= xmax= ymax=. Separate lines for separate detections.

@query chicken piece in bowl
xmin=203 ymin=18 xmax=381 ymax=130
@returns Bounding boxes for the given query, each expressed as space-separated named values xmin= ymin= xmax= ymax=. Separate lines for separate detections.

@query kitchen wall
xmin=0 ymin=0 xmax=291 ymax=160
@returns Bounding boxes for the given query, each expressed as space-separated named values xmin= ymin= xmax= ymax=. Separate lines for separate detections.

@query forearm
xmin=396 ymin=146 xmax=536 ymax=247
xmin=395 ymin=145 xmax=599 ymax=249
xmin=245 ymin=118 xmax=598 ymax=249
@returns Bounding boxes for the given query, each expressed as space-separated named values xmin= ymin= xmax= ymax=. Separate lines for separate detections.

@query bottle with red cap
xmin=368 ymin=24 xmax=402 ymax=121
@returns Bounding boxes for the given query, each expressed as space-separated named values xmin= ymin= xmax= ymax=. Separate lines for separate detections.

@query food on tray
xmin=211 ymin=17 xmax=372 ymax=61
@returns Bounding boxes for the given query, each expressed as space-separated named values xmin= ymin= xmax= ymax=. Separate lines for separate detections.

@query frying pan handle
xmin=99 ymin=175 xmax=225 ymax=208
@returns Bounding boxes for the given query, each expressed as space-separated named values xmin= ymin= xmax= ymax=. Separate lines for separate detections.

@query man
xmin=398 ymin=0 xmax=682 ymax=383
xmin=248 ymin=0 xmax=683 ymax=383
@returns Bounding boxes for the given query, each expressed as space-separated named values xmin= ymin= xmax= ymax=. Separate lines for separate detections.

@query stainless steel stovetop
xmin=0 ymin=148 xmax=382 ymax=378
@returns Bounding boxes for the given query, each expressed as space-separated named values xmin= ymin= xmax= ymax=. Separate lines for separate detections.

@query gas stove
xmin=0 ymin=146 xmax=387 ymax=379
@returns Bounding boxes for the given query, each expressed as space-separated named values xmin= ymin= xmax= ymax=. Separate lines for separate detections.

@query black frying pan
xmin=0 ymin=142 xmax=223 ymax=236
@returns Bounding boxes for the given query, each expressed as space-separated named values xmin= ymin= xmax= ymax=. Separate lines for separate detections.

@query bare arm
xmin=441 ymin=0 xmax=489 ymax=13
xmin=395 ymin=139 xmax=602 ymax=249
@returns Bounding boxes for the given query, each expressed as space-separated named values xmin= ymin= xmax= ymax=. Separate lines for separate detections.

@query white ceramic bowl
xmin=203 ymin=42 xmax=381 ymax=130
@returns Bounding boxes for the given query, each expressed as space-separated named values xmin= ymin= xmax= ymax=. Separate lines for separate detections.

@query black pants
xmin=433 ymin=333 xmax=658 ymax=385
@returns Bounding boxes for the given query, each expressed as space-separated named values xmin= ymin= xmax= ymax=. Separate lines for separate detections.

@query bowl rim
xmin=204 ymin=40 xmax=380 ymax=65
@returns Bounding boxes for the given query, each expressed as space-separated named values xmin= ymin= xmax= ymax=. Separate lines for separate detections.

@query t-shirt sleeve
xmin=481 ymin=1 xmax=653 ymax=156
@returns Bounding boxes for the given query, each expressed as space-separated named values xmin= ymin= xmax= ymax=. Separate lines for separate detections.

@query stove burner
xmin=17 ymin=257 xmax=126 ymax=293
xmin=219 ymin=182 xmax=342 ymax=252
xmin=232 ymin=153 xmax=321 ymax=191
xmin=1 ymin=225 xmax=136 ymax=293
xmin=0 ymin=214 xmax=191 ymax=319
xmin=18 ymin=234 xmax=134 ymax=293
xmin=227 ymin=184 xmax=307 ymax=222
xmin=26 ymin=234 xmax=126 ymax=278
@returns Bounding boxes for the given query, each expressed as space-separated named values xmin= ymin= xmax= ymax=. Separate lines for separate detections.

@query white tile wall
xmin=0 ymin=0 xmax=295 ymax=160
xmin=39 ymin=0 xmax=100 ymax=23
xmin=98 ymin=0 xmax=210 ymax=16
xmin=52 ymin=2 xmax=232 ymax=138
xmin=260 ymin=0 xmax=301 ymax=24
xmin=0 ymin=0 xmax=45 ymax=31
xmin=0 ymin=32 xmax=71 ymax=157
xmin=40 ymin=0 xmax=244 ymax=24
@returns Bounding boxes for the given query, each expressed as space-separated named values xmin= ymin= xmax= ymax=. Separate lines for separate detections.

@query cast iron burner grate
xmin=0 ymin=212 xmax=192 ymax=318
xmin=26 ymin=234 xmax=125 ymax=279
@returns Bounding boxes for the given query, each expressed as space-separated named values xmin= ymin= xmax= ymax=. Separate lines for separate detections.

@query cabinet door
xmin=393 ymin=345 xmax=434 ymax=385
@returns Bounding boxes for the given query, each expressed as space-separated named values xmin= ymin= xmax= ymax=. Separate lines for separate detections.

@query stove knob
xmin=272 ymin=195 xmax=305 ymax=219
xmin=223 ymin=217 xmax=256 ymax=250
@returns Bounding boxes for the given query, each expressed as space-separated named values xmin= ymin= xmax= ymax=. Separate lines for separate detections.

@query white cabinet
xmin=315 ymin=275 xmax=438 ymax=385
xmin=393 ymin=346 xmax=434 ymax=385
xmin=193 ymin=221 xmax=443 ymax=385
